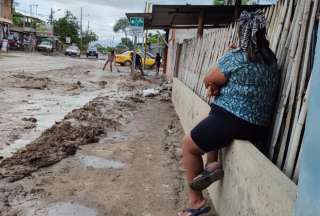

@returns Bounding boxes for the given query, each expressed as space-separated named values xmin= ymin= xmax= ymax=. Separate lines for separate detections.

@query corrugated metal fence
xmin=173 ymin=0 xmax=320 ymax=183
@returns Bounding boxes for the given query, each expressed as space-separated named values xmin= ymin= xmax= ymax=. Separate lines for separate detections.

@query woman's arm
xmin=204 ymin=67 xmax=227 ymax=88
xmin=205 ymin=46 xmax=237 ymax=95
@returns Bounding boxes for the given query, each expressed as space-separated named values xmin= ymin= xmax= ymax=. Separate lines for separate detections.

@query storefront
xmin=0 ymin=19 xmax=12 ymax=51
xmin=0 ymin=0 xmax=13 ymax=51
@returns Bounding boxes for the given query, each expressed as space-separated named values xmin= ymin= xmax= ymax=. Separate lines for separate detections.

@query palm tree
xmin=113 ymin=18 xmax=129 ymax=39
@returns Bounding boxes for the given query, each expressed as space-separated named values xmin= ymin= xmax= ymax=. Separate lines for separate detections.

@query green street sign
xmin=130 ymin=17 xmax=144 ymax=28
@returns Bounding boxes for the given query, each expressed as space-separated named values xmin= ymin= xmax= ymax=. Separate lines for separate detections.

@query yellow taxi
xmin=115 ymin=51 xmax=156 ymax=68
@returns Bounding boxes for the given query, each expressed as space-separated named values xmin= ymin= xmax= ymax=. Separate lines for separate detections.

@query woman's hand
xmin=206 ymin=82 xmax=220 ymax=98
xmin=204 ymin=73 xmax=216 ymax=88
xmin=227 ymin=43 xmax=237 ymax=51
xmin=204 ymin=67 xmax=227 ymax=96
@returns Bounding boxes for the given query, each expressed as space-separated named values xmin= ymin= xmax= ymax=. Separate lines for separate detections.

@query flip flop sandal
xmin=190 ymin=168 xmax=224 ymax=191
xmin=179 ymin=206 xmax=211 ymax=216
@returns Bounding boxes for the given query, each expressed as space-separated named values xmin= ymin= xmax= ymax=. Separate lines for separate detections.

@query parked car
xmin=115 ymin=51 xmax=155 ymax=68
xmin=8 ymin=39 xmax=23 ymax=50
xmin=86 ymin=47 xmax=98 ymax=58
xmin=37 ymin=41 xmax=53 ymax=52
xmin=65 ymin=45 xmax=80 ymax=57
xmin=8 ymin=34 xmax=23 ymax=50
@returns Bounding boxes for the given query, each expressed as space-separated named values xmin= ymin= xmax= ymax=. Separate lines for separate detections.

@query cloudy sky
xmin=15 ymin=0 xmax=276 ymax=41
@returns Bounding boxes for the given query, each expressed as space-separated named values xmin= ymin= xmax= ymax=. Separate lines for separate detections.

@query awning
xmin=0 ymin=17 xmax=13 ymax=25
xmin=10 ymin=26 xmax=36 ymax=33
xmin=126 ymin=4 xmax=271 ymax=30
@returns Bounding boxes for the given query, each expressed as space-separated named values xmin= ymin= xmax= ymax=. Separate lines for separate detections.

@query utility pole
xmin=50 ymin=8 xmax=53 ymax=24
xmin=35 ymin=4 xmax=38 ymax=16
xmin=143 ymin=1 xmax=148 ymax=70
xmin=132 ymin=36 xmax=137 ymax=74
xmin=80 ymin=7 xmax=83 ymax=51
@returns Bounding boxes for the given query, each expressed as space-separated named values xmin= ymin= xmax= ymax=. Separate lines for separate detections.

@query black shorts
xmin=190 ymin=104 xmax=268 ymax=153
xmin=136 ymin=63 xmax=143 ymax=70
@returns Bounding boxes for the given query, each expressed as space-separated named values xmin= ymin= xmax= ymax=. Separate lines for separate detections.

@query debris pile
xmin=22 ymin=117 xmax=37 ymax=123
xmin=0 ymin=96 xmax=133 ymax=182
xmin=143 ymin=88 xmax=160 ymax=97
xmin=9 ymin=74 xmax=51 ymax=90
xmin=142 ymin=81 xmax=172 ymax=102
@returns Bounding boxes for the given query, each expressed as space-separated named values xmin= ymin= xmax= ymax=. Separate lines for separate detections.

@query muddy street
xmin=0 ymin=53 xmax=190 ymax=216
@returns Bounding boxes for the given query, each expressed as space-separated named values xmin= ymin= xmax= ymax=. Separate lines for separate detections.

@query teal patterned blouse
xmin=214 ymin=48 xmax=279 ymax=127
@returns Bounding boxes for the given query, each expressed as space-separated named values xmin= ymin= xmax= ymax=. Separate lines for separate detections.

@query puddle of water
xmin=0 ymin=134 xmax=39 ymax=158
xmin=77 ymin=154 xmax=125 ymax=169
xmin=102 ymin=131 xmax=128 ymax=143
xmin=46 ymin=202 xmax=97 ymax=216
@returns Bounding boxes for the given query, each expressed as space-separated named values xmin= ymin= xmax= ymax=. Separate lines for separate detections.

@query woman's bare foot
xmin=177 ymin=198 xmax=207 ymax=216
xmin=205 ymin=161 xmax=221 ymax=172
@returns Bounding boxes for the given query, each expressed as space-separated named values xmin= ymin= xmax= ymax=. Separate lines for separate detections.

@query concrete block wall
xmin=172 ymin=78 xmax=297 ymax=216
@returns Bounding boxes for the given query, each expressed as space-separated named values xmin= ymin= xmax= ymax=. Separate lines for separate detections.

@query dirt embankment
xmin=0 ymin=95 xmax=142 ymax=183
xmin=8 ymin=74 xmax=51 ymax=90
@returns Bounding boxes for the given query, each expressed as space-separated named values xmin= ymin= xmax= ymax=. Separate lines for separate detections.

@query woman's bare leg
xmin=206 ymin=151 xmax=218 ymax=164
xmin=181 ymin=135 xmax=206 ymax=210
xmin=205 ymin=151 xmax=221 ymax=172
xmin=103 ymin=61 xmax=108 ymax=71
xmin=110 ymin=63 xmax=113 ymax=72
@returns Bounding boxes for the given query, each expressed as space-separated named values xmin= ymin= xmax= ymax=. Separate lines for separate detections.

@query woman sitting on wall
xmin=178 ymin=10 xmax=279 ymax=216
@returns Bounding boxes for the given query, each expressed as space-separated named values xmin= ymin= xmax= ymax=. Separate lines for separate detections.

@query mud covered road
xmin=0 ymin=52 xmax=195 ymax=216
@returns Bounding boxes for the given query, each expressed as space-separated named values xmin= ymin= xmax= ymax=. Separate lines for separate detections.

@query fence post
xmin=174 ymin=44 xmax=182 ymax=78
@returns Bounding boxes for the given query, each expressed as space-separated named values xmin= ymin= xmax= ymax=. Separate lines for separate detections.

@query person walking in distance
xmin=155 ymin=53 xmax=162 ymax=76
xmin=131 ymin=51 xmax=144 ymax=76
xmin=103 ymin=49 xmax=115 ymax=72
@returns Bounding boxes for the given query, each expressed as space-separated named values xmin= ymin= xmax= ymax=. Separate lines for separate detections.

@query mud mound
xmin=0 ymin=96 xmax=126 ymax=182
xmin=117 ymin=76 xmax=152 ymax=92
xmin=9 ymin=74 xmax=52 ymax=90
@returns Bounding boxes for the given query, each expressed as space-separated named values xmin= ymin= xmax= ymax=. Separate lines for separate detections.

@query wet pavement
xmin=0 ymin=52 xmax=196 ymax=216
xmin=77 ymin=154 xmax=126 ymax=169
xmin=44 ymin=202 xmax=98 ymax=216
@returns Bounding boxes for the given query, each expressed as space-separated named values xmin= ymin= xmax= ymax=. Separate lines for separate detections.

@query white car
xmin=65 ymin=46 xmax=80 ymax=57
xmin=37 ymin=41 xmax=53 ymax=52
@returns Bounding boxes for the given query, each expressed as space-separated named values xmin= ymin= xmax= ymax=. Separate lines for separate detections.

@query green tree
xmin=53 ymin=11 xmax=80 ymax=46
xmin=113 ymin=18 xmax=129 ymax=38
xmin=213 ymin=0 xmax=225 ymax=5
xmin=83 ymin=30 xmax=98 ymax=50
xmin=119 ymin=37 xmax=134 ymax=50
xmin=95 ymin=44 xmax=114 ymax=54
xmin=12 ymin=10 xmax=22 ymax=26
xmin=147 ymin=33 xmax=165 ymax=46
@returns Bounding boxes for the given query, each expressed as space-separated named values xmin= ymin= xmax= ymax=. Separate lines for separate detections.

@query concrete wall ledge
xmin=172 ymin=78 xmax=297 ymax=216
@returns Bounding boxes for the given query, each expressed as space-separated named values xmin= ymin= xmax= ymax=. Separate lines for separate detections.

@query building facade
xmin=0 ymin=0 xmax=13 ymax=50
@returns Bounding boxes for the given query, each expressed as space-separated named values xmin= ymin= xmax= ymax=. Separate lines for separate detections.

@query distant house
xmin=0 ymin=0 xmax=13 ymax=50
xmin=10 ymin=12 xmax=45 ymax=50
